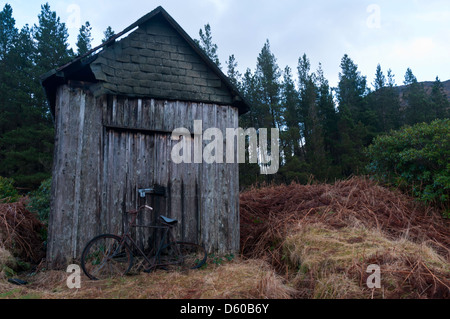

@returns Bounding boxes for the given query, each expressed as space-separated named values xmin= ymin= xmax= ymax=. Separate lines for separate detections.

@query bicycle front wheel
xmin=158 ymin=242 xmax=207 ymax=271
xmin=81 ymin=234 xmax=133 ymax=280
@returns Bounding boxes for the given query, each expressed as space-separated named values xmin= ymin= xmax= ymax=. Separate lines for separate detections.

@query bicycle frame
xmin=81 ymin=204 xmax=207 ymax=280
xmin=120 ymin=206 xmax=179 ymax=270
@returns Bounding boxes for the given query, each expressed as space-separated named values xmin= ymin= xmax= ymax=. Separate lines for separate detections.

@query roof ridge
xmin=41 ymin=6 xmax=250 ymax=115
xmin=52 ymin=6 xmax=166 ymax=75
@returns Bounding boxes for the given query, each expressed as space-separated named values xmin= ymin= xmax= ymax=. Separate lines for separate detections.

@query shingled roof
xmin=41 ymin=6 xmax=250 ymax=116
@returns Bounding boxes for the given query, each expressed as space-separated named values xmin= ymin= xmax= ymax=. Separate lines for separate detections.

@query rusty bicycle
xmin=80 ymin=205 xmax=207 ymax=280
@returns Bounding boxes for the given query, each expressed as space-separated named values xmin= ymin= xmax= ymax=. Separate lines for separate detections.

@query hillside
xmin=395 ymin=79 xmax=450 ymax=106
xmin=422 ymin=79 xmax=450 ymax=97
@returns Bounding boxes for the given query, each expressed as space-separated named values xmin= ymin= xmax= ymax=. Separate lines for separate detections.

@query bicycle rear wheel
xmin=158 ymin=242 xmax=207 ymax=271
xmin=81 ymin=234 xmax=133 ymax=280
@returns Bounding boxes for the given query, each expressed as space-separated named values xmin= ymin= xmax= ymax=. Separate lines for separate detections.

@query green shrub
xmin=0 ymin=176 xmax=19 ymax=203
xmin=27 ymin=177 xmax=52 ymax=223
xmin=366 ymin=119 xmax=449 ymax=215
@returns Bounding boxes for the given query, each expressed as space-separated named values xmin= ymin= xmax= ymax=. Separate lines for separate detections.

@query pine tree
xmin=2 ymin=24 xmax=37 ymax=127
xmin=297 ymin=54 xmax=310 ymax=92
xmin=0 ymin=7 xmax=37 ymax=135
xmin=0 ymin=3 xmax=19 ymax=134
xmin=315 ymin=63 xmax=339 ymax=177
xmin=297 ymin=55 xmax=329 ymax=180
xmin=33 ymin=3 xmax=72 ymax=118
xmin=76 ymin=21 xmax=93 ymax=56
xmin=305 ymin=79 xmax=327 ymax=180
xmin=239 ymin=41 xmax=282 ymax=185
xmin=0 ymin=4 xmax=54 ymax=188
xmin=372 ymin=64 xmax=386 ymax=91
xmin=280 ymin=66 xmax=301 ymax=158
xmin=336 ymin=54 xmax=368 ymax=124
xmin=278 ymin=63 xmax=309 ymax=184
xmin=315 ymin=63 xmax=337 ymax=140
xmin=386 ymin=68 xmax=396 ymax=87
xmin=383 ymin=68 xmax=401 ymax=130
xmin=297 ymin=53 xmax=313 ymax=146
xmin=402 ymin=68 xmax=431 ymax=125
xmin=403 ymin=67 xmax=417 ymax=85
xmin=196 ymin=23 xmax=221 ymax=68
xmin=335 ymin=105 xmax=366 ymax=176
xmin=226 ymin=54 xmax=242 ymax=89
xmin=335 ymin=55 xmax=371 ymax=176
xmin=102 ymin=26 xmax=115 ymax=43
xmin=0 ymin=123 xmax=54 ymax=189
xmin=240 ymin=68 xmax=260 ymax=130
xmin=256 ymin=40 xmax=281 ymax=130
xmin=0 ymin=4 xmax=17 ymax=60
xmin=238 ymin=68 xmax=263 ymax=188
xmin=34 ymin=3 xmax=72 ymax=73
xmin=368 ymin=64 xmax=400 ymax=132
xmin=430 ymin=77 xmax=450 ymax=119
xmin=0 ymin=3 xmax=74 ymax=189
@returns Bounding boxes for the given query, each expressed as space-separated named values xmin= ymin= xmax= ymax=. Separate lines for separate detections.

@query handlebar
xmin=126 ymin=205 xmax=153 ymax=215
xmin=126 ymin=205 xmax=154 ymax=227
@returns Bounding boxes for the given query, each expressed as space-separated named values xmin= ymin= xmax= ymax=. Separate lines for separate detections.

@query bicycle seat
xmin=160 ymin=215 xmax=178 ymax=225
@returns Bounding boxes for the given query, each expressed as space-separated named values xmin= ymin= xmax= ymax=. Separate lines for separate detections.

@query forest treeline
xmin=0 ymin=3 xmax=449 ymax=190
xmin=0 ymin=3 xmax=113 ymax=189
xmin=233 ymin=45 xmax=449 ymax=188
xmin=195 ymin=24 xmax=449 ymax=188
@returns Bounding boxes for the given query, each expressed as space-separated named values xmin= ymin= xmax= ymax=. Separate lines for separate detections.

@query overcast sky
xmin=5 ymin=0 xmax=450 ymax=88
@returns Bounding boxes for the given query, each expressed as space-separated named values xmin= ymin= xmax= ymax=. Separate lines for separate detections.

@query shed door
xmin=102 ymin=127 xmax=170 ymax=253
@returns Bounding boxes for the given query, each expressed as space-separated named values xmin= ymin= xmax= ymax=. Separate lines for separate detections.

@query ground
xmin=1 ymin=177 xmax=449 ymax=299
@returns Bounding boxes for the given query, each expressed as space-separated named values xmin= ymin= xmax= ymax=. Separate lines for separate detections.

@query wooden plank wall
xmin=48 ymin=85 xmax=104 ymax=266
xmin=48 ymin=84 xmax=240 ymax=267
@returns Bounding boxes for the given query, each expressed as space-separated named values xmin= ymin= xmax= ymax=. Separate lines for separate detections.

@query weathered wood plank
xmin=48 ymin=85 xmax=72 ymax=266
xmin=75 ymin=92 xmax=104 ymax=256
xmin=48 ymin=95 xmax=241 ymax=268
xmin=217 ymin=105 xmax=227 ymax=254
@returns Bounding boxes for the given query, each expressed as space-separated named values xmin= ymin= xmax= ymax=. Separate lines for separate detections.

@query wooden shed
xmin=41 ymin=6 xmax=250 ymax=268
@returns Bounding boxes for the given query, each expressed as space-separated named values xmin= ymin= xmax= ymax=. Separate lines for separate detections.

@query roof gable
xmin=41 ymin=6 xmax=249 ymax=115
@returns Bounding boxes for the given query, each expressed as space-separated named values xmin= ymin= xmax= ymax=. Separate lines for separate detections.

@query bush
xmin=27 ymin=177 xmax=52 ymax=223
xmin=0 ymin=176 xmax=19 ymax=203
xmin=0 ymin=247 xmax=18 ymax=278
xmin=0 ymin=199 xmax=45 ymax=262
xmin=366 ymin=119 xmax=449 ymax=214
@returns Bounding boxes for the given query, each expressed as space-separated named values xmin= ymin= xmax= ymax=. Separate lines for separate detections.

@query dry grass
xmin=0 ymin=259 xmax=295 ymax=299
xmin=284 ymin=223 xmax=450 ymax=298
xmin=0 ymin=247 xmax=17 ymax=281
xmin=1 ymin=176 xmax=449 ymax=299
xmin=0 ymin=247 xmax=16 ymax=268
xmin=0 ymin=197 xmax=44 ymax=263
xmin=240 ymin=176 xmax=450 ymax=299
xmin=240 ymin=177 xmax=450 ymax=264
